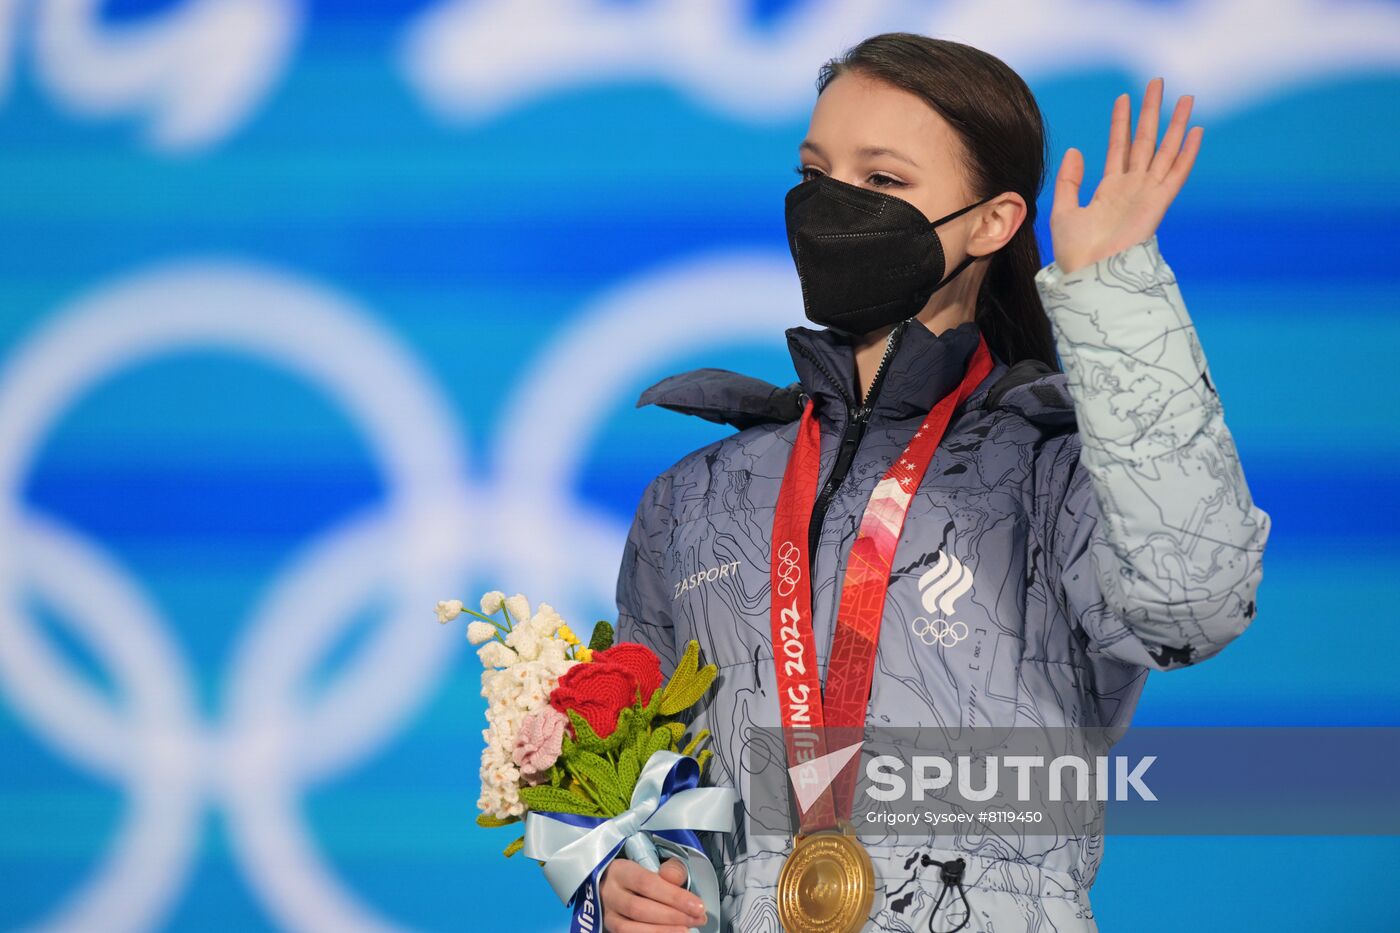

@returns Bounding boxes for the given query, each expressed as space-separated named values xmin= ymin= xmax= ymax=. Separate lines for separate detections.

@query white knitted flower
xmin=480 ymin=668 xmax=502 ymax=698
xmin=477 ymin=641 xmax=517 ymax=669
xmin=530 ymin=603 xmax=564 ymax=635
xmin=434 ymin=599 xmax=463 ymax=623
xmin=503 ymin=593 xmax=531 ymax=624
xmin=465 ymin=592 xmax=598 ymax=821
xmin=477 ymin=701 xmax=526 ymax=819
xmin=481 ymin=742 xmax=510 ymax=769
xmin=477 ymin=754 xmax=523 ymax=819
xmin=516 ymin=660 xmax=560 ymax=705
xmin=536 ymin=636 xmax=568 ymax=665
xmin=483 ymin=675 xmax=519 ymax=705
xmin=545 ymin=657 xmax=577 ymax=678
xmin=486 ymin=705 xmax=518 ymax=731
xmin=505 ymin=622 xmax=543 ymax=662
xmin=466 ymin=621 xmax=497 ymax=645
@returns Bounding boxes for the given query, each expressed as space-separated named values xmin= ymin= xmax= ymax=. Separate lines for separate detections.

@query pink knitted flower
xmin=513 ymin=706 xmax=567 ymax=776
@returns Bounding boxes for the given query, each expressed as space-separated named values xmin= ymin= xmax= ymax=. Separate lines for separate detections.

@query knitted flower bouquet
xmin=436 ymin=592 xmax=735 ymax=929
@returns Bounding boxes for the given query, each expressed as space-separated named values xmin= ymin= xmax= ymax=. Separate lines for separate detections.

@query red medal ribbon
xmin=769 ymin=330 xmax=993 ymax=832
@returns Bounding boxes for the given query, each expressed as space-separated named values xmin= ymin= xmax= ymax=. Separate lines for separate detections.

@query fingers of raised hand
xmin=1151 ymin=98 xmax=1202 ymax=194
xmin=1053 ymin=146 xmax=1085 ymax=216
xmin=1107 ymin=79 xmax=1203 ymax=198
xmin=1104 ymin=92 xmax=1131 ymax=176
xmin=1128 ymin=77 xmax=1165 ymax=173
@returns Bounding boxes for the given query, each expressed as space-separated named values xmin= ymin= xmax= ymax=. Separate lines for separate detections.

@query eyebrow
xmin=799 ymin=140 xmax=921 ymax=169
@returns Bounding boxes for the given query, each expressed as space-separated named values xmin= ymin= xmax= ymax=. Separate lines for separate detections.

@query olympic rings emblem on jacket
xmin=911 ymin=616 xmax=969 ymax=648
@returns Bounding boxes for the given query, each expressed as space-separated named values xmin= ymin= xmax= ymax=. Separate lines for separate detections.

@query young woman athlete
xmin=600 ymin=32 xmax=1270 ymax=933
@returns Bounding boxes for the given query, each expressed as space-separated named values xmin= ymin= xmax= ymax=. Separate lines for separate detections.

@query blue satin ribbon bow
xmin=522 ymin=750 xmax=737 ymax=933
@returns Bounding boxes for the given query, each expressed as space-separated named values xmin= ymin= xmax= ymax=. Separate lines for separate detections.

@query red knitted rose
xmin=548 ymin=662 xmax=636 ymax=738
xmin=593 ymin=642 xmax=664 ymax=706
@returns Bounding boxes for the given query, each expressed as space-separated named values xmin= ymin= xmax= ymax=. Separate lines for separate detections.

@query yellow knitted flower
xmin=557 ymin=623 xmax=580 ymax=646
xmin=574 ymin=647 xmax=593 ymax=663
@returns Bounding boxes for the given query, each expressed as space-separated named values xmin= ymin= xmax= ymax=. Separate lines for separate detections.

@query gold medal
xmin=775 ymin=825 xmax=875 ymax=932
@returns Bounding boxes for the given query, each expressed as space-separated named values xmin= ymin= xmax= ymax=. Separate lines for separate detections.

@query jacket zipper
xmin=797 ymin=321 xmax=909 ymax=568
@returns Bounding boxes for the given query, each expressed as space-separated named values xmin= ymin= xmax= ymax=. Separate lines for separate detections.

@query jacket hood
xmin=637 ymin=321 xmax=1078 ymax=433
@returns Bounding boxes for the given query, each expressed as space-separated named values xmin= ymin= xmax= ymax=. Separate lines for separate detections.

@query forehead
xmin=804 ymin=71 xmax=962 ymax=170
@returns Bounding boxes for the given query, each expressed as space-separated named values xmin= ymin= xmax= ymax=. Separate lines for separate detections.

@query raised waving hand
xmin=1049 ymin=77 xmax=1202 ymax=274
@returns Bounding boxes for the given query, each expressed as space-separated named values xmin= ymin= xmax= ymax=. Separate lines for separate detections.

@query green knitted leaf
xmin=662 ymin=641 xmax=700 ymax=704
xmin=476 ymin=812 xmax=521 ymax=829
xmin=627 ymin=688 xmax=661 ymax=738
xmin=682 ymin=728 xmax=711 ymax=758
xmin=697 ymin=748 xmax=712 ymax=774
xmin=520 ymin=784 xmax=604 ymax=817
xmin=610 ymin=702 xmax=651 ymax=752
xmin=503 ymin=835 xmax=525 ymax=858
xmin=631 ymin=716 xmax=650 ymax=763
xmin=588 ymin=621 xmax=615 ymax=652
xmin=612 ymin=707 xmax=637 ymax=743
xmin=566 ymin=709 xmax=606 ymax=753
xmin=617 ymin=745 xmax=641 ymax=795
xmin=570 ymin=749 xmax=619 ymax=789
xmin=646 ymin=725 xmax=673 ymax=759
xmin=664 ymin=721 xmax=687 ymax=744
xmin=570 ymin=751 xmax=627 ymax=813
xmin=659 ymin=662 xmax=717 ymax=716
xmin=567 ymin=778 xmax=597 ymax=810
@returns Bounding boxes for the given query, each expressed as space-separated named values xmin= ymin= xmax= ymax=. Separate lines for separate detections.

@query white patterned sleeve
xmin=1034 ymin=233 xmax=1272 ymax=670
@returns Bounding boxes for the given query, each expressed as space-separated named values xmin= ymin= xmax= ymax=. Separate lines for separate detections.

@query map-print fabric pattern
xmin=614 ymin=233 xmax=1272 ymax=932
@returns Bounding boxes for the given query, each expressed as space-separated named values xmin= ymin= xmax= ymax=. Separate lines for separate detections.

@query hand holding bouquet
xmin=437 ymin=591 xmax=736 ymax=932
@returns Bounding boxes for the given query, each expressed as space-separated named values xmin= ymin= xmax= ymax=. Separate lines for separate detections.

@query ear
xmin=967 ymin=191 xmax=1028 ymax=257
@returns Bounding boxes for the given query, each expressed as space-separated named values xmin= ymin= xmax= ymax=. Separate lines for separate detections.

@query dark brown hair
xmin=816 ymin=32 xmax=1059 ymax=369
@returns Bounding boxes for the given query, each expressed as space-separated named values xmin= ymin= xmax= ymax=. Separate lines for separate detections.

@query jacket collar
xmin=785 ymin=318 xmax=995 ymax=426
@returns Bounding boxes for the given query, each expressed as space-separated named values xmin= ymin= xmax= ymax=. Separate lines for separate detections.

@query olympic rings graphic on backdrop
xmin=0 ymin=250 xmax=802 ymax=932
xmin=774 ymin=540 xmax=803 ymax=598
xmin=911 ymin=616 xmax=969 ymax=649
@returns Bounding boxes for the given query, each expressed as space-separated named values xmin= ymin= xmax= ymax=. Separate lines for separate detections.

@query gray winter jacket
xmin=613 ymin=233 xmax=1271 ymax=932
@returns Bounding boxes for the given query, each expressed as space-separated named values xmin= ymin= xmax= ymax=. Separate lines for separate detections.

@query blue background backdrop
xmin=2 ymin=1 xmax=1398 ymax=930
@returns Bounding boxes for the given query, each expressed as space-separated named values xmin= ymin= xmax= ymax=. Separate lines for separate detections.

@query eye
xmin=869 ymin=173 xmax=905 ymax=189
xmin=793 ymin=164 xmax=823 ymax=182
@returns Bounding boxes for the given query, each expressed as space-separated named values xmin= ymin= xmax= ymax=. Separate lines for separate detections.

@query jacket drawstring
xmin=924 ymin=856 xmax=970 ymax=932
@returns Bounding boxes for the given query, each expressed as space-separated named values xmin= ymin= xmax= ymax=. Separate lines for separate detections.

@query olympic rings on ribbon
xmin=775 ymin=540 xmax=803 ymax=598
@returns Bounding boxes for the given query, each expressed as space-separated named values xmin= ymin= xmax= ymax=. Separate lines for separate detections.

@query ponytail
xmin=977 ymin=218 xmax=1058 ymax=370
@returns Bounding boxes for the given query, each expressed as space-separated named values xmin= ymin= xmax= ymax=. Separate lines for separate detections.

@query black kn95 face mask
xmin=784 ymin=172 xmax=992 ymax=336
